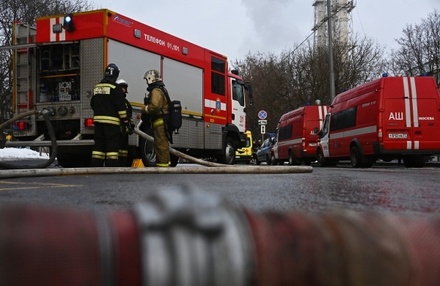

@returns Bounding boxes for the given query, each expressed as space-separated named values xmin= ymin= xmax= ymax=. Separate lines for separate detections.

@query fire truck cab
xmin=9 ymin=9 xmax=253 ymax=167
xmin=317 ymin=76 xmax=440 ymax=168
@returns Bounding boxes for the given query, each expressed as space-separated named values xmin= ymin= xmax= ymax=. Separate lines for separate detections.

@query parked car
xmin=255 ymin=137 xmax=276 ymax=165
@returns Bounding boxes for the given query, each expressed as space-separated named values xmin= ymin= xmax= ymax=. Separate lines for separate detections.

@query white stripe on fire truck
xmin=277 ymin=138 xmax=303 ymax=147
xmin=204 ymin=99 xmax=226 ymax=111
xmin=330 ymin=125 xmax=377 ymax=140
xmin=49 ymin=17 xmax=66 ymax=42
xmin=410 ymin=77 xmax=419 ymax=127
xmin=318 ymin=106 xmax=327 ymax=129
xmin=50 ymin=18 xmax=56 ymax=42
xmin=403 ymin=77 xmax=412 ymax=128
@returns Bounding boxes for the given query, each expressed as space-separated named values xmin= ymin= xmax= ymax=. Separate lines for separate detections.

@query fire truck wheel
xmin=139 ymin=137 xmax=157 ymax=167
xmin=221 ymin=137 xmax=236 ymax=165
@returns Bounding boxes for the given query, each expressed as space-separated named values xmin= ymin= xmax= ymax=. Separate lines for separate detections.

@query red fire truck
xmin=271 ymin=104 xmax=329 ymax=165
xmin=9 ymin=9 xmax=253 ymax=167
xmin=317 ymin=76 xmax=440 ymax=168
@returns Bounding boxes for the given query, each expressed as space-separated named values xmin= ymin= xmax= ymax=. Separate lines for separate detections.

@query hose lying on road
xmin=133 ymin=125 xmax=228 ymax=167
xmin=0 ymin=185 xmax=439 ymax=286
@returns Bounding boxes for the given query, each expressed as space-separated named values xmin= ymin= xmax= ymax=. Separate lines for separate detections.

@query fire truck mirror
xmin=313 ymin=127 xmax=319 ymax=135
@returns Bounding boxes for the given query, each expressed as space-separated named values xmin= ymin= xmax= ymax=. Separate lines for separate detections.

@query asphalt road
xmin=1 ymin=162 xmax=439 ymax=218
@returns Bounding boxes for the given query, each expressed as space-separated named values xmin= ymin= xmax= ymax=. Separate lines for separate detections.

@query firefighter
xmin=142 ymin=69 xmax=170 ymax=167
xmin=116 ymin=78 xmax=134 ymax=167
xmin=90 ymin=63 xmax=129 ymax=167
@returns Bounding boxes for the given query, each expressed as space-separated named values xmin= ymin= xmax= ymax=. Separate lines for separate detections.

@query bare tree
xmin=390 ymin=9 xmax=440 ymax=85
xmin=0 ymin=0 xmax=93 ymax=123
xmin=233 ymin=34 xmax=386 ymax=138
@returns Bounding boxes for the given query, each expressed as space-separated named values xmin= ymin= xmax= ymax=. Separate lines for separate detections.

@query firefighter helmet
xmin=105 ymin=63 xmax=120 ymax=79
xmin=144 ymin=69 xmax=161 ymax=85
xmin=116 ymin=79 xmax=128 ymax=93
xmin=116 ymin=78 xmax=128 ymax=87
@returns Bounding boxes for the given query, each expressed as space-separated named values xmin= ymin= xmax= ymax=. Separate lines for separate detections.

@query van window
xmin=330 ymin=107 xmax=357 ymax=131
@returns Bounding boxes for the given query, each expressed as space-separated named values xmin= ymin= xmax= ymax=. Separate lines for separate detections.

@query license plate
xmin=388 ymin=133 xmax=407 ymax=138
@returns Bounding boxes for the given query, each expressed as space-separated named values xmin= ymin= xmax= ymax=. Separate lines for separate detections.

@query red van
xmin=272 ymin=105 xmax=329 ymax=165
xmin=317 ymin=76 xmax=440 ymax=167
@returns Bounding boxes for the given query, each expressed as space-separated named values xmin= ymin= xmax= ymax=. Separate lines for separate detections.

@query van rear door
xmin=383 ymin=77 xmax=440 ymax=152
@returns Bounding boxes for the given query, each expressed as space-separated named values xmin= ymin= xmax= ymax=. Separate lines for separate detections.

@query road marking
xmin=0 ymin=180 xmax=80 ymax=191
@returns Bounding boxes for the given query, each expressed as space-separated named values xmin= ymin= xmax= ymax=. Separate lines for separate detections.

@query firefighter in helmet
xmin=90 ymin=63 xmax=129 ymax=167
xmin=142 ymin=69 xmax=170 ymax=167
xmin=116 ymin=78 xmax=134 ymax=166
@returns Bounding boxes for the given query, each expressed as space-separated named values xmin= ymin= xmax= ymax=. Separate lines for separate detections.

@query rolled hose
xmin=0 ymin=185 xmax=440 ymax=286
xmin=0 ymin=109 xmax=57 ymax=169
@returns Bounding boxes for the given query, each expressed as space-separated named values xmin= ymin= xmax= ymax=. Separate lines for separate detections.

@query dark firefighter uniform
xmin=117 ymin=79 xmax=133 ymax=167
xmin=90 ymin=63 xmax=128 ymax=167
xmin=142 ymin=70 xmax=170 ymax=167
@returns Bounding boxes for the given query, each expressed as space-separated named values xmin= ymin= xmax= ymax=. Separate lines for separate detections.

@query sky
xmin=91 ymin=0 xmax=438 ymax=63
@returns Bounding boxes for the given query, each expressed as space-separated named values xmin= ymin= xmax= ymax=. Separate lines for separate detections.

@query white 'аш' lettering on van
xmin=389 ymin=112 xmax=404 ymax=120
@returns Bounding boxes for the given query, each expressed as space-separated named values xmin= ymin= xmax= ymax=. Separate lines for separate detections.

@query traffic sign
xmin=258 ymin=110 xmax=267 ymax=120
xmin=258 ymin=120 xmax=267 ymax=125
xmin=260 ymin=124 xmax=266 ymax=134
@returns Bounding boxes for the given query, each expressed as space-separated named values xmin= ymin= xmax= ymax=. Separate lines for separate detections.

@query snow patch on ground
xmin=0 ymin=148 xmax=50 ymax=159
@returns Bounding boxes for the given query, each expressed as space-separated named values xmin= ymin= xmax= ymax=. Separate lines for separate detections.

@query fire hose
xmin=0 ymin=109 xmax=57 ymax=169
xmin=0 ymin=185 xmax=440 ymax=286
xmin=133 ymin=124 xmax=230 ymax=167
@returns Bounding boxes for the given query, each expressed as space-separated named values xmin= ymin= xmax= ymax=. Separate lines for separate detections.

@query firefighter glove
xmin=121 ymin=119 xmax=133 ymax=135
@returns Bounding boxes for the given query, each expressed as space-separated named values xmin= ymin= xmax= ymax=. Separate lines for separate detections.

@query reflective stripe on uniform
xmin=153 ymin=118 xmax=165 ymax=128
xmin=106 ymin=152 xmax=119 ymax=160
xmin=92 ymin=151 xmax=106 ymax=160
xmin=118 ymin=110 xmax=127 ymax=118
xmin=93 ymin=83 xmax=116 ymax=95
xmin=93 ymin=115 xmax=121 ymax=125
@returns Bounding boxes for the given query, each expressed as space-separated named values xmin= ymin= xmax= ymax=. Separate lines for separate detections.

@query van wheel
xmin=403 ymin=155 xmax=426 ymax=168
xmin=288 ymin=151 xmax=295 ymax=165
xmin=350 ymin=146 xmax=362 ymax=168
